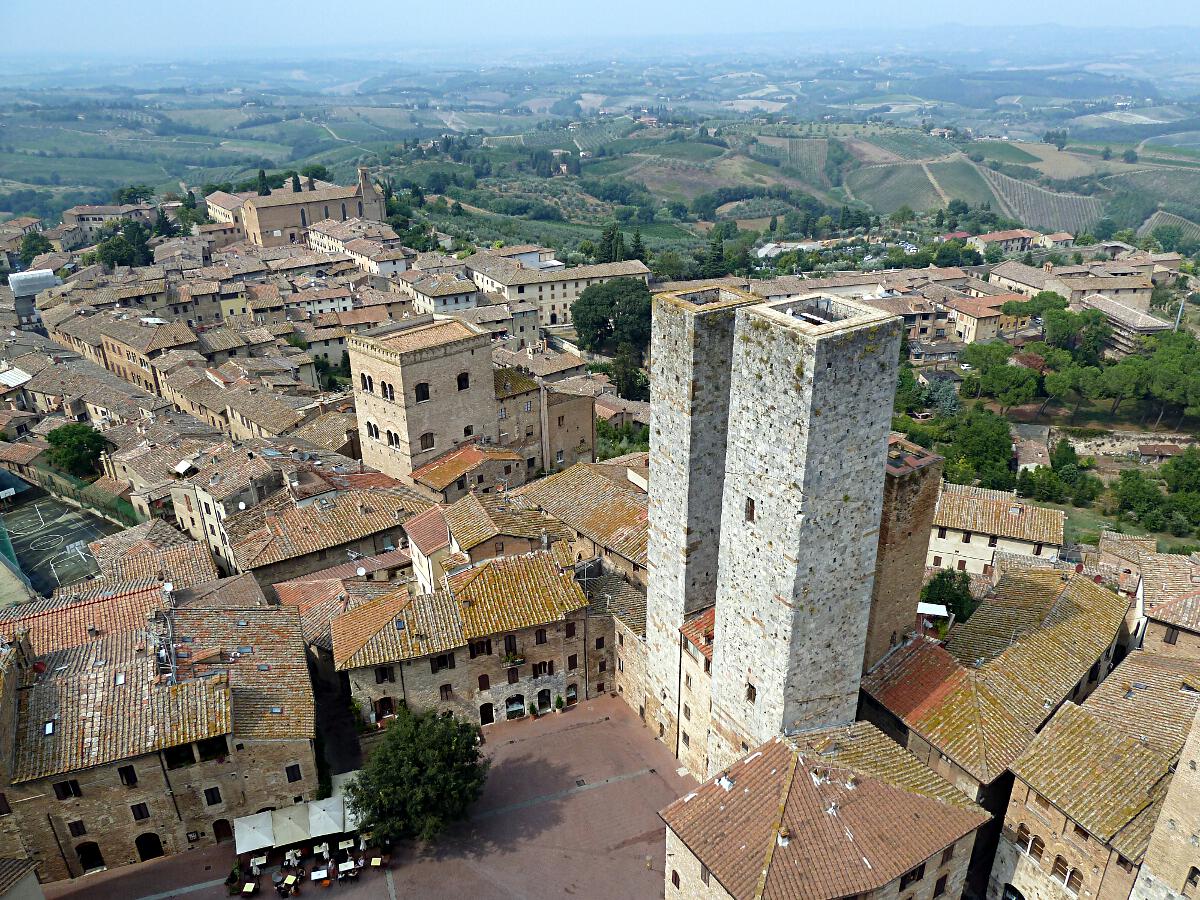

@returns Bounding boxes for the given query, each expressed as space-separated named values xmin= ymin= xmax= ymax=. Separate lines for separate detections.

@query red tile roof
xmin=680 ymin=607 xmax=715 ymax=661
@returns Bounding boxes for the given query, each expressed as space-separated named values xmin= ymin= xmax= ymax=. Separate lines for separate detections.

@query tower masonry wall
xmin=707 ymin=295 xmax=901 ymax=774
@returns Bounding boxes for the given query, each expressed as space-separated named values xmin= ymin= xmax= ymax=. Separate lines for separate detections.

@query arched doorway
xmin=76 ymin=841 xmax=105 ymax=873
xmin=213 ymin=819 xmax=233 ymax=844
xmin=505 ymin=694 xmax=525 ymax=720
xmin=537 ymin=688 xmax=551 ymax=712
xmin=566 ymin=684 xmax=578 ymax=705
xmin=135 ymin=832 xmax=164 ymax=862
xmin=375 ymin=696 xmax=395 ymax=720
xmin=479 ymin=703 xmax=494 ymax=726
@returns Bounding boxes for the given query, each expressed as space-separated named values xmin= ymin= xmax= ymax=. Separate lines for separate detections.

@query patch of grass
xmin=970 ymin=141 xmax=1039 ymax=164
xmin=926 ymin=159 xmax=999 ymax=207
xmin=845 ymin=163 xmax=941 ymax=214
xmin=641 ymin=142 xmax=725 ymax=162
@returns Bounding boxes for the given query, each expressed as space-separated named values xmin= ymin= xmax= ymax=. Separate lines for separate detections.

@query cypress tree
xmin=257 ymin=169 xmax=270 ymax=196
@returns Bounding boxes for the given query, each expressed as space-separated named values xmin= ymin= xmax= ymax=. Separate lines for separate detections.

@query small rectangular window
xmin=568 ymin=654 xmax=577 ymax=670
xmin=440 ymin=684 xmax=453 ymax=701
xmin=683 ymin=704 xmax=691 ymax=721
xmin=131 ymin=802 xmax=150 ymax=821
xmin=286 ymin=764 xmax=302 ymax=784
xmin=204 ymin=787 xmax=222 ymax=806
xmin=53 ymin=780 xmax=82 ymax=800
xmin=746 ymin=683 xmax=757 ymax=703
xmin=595 ymin=636 xmax=604 ymax=650
xmin=118 ymin=765 xmax=138 ymax=787
xmin=565 ymin=622 xmax=575 ymax=639
xmin=1165 ymin=627 xmax=1180 ymax=645
xmin=0 ymin=793 xmax=9 ymax=816
xmin=745 ymin=497 xmax=755 ymax=522
xmin=941 ymin=844 xmax=955 ymax=865
xmin=988 ymin=535 xmax=998 ymax=547
xmin=934 ymin=875 xmax=948 ymax=897
xmin=682 ymin=731 xmax=690 ymax=747
xmin=962 ymin=531 xmax=972 ymax=544
xmin=701 ymin=864 xmax=710 ymax=886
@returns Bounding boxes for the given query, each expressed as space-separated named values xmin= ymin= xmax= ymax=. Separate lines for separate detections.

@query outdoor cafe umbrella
xmin=307 ymin=797 xmax=343 ymax=838
xmin=234 ymin=811 xmax=275 ymax=855
xmin=271 ymin=805 xmax=310 ymax=848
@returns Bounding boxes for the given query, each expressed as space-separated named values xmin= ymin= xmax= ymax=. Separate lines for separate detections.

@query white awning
xmin=308 ymin=797 xmax=343 ymax=837
xmin=233 ymin=812 xmax=274 ymax=855
xmin=271 ymin=806 xmax=310 ymax=847
xmin=917 ymin=602 xmax=950 ymax=618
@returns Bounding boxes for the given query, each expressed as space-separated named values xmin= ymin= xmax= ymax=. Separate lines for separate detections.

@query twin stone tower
xmin=643 ymin=285 xmax=913 ymax=777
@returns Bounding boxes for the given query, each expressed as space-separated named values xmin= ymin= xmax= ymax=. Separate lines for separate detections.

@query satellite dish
xmin=356 ymin=567 xmax=367 ymax=577
xmin=238 ymin=501 xmax=246 ymax=510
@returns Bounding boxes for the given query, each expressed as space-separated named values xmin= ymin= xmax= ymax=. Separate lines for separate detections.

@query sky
xmin=3 ymin=0 xmax=1198 ymax=56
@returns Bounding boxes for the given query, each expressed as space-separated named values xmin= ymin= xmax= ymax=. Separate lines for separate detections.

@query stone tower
xmin=863 ymin=436 xmax=944 ymax=672
xmin=643 ymin=286 xmax=760 ymax=750
xmin=707 ymin=294 xmax=901 ymax=775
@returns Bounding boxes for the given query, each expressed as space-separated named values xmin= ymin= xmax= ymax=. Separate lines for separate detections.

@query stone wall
xmin=613 ymin=617 xmax=648 ymax=717
xmin=347 ymin=610 xmax=588 ymax=729
xmin=644 ymin=290 xmax=757 ymax=757
xmin=7 ymin=735 xmax=316 ymax=883
xmin=866 ymin=447 xmax=943 ymax=671
xmin=1055 ymin=429 xmax=1195 ymax=458
xmin=1142 ymin=620 xmax=1200 ymax=660
xmin=707 ymin=298 xmax=900 ymax=774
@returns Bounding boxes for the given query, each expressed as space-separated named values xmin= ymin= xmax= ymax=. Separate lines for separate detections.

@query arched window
xmin=535 ymin=628 xmax=547 ymax=645
xmin=463 ymin=425 xmax=473 ymax=437
xmin=1066 ymin=870 xmax=1082 ymax=894
xmin=478 ymin=674 xmax=490 ymax=691
xmin=365 ymin=422 xmax=379 ymax=440
xmin=1030 ymin=836 xmax=1045 ymax=862
xmin=300 ymin=208 xmax=307 ymax=227
xmin=324 ymin=205 xmax=329 ymax=219
xmin=341 ymin=202 xmax=347 ymax=220
xmin=1052 ymin=857 xmax=1069 ymax=883
xmin=381 ymin=381 xmax=394 ymax=401
xmin=1184 ymin=867 xmax=1199 ymax=898
xmin=456 ymin=372 xmax=470 ymax=391
xmin=420 ymin=432 xmax=435 ymax=451
xmin=358 ymin=200 xmax=364 ymax=217
xmin=360 ymin=372 xmax=369 ymax=391
xmin=1015 ymin=824 xmax=1031 ymax=853
xmin=415 ymin=382 xmax=430 ymax=402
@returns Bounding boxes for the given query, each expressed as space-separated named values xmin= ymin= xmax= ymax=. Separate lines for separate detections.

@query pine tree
xmin=257 ymin=169 xmax=270 ymax=196
xmin=768 ymin=215 xmax=778 ymax=233
xmin=701 ymin=233 xmax=727 ymax=278
xmin=183 ymin=190 xmax=197 ymax=210
xmin=629 ymin=228 xmax=646 ymax=262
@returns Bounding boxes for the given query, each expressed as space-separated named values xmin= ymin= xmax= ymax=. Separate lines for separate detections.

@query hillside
xmin=977 ymin=167 xmax=1103 ymax=233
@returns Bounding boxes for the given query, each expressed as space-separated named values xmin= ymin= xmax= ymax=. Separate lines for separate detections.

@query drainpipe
xmin=158 ymin=750 xmax=184 ymax=822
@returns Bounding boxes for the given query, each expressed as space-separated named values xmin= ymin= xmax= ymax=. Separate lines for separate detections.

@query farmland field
xmin=970 ymin=141 xmax=1040 ymax=164
xmin=1105 ymin=169 xmax=1200 ymax=218
xmin=846 ymin=163 xmax=941 ymax=214
xmin=859 ymin=132 xmax=954 ymax=160
xmin=0 ymin=151 xmax=169 ymax=185
xmin=979 ymin=167 xmax=1103 ymax=232
xmin=925 ymin=159 xmax=1000 ymax=207
xmin=755 ymin=136 xmax=827 ymax=184
xmin=1137 ymin=210 xmax=1200 ymax=243
xmin=639 ymin=142 xmax=726 ymax=162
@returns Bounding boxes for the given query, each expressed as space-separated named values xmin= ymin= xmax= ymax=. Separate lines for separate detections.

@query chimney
xmin=1043 ymin=261 xmax=1054 ymax=273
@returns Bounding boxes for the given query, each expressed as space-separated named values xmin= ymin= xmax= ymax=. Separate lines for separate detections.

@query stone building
xmin=862 ymin=571 xmax=1129 ymax=896
xmin=0 ymin=598 xmax=317 ymax=884
xmin=987 ymin=652 xmax=1200 ymax=900
xmin=348 ymin=317 xmax=499 ymax=479
xmin=660 ymin=722 xmax=989 ymax=900
xmin=866 ymin=437 xmax=944 ymax=671
xmin=706 ymin=294 xmax=901 ymax=775
xmin=331 ymin=551 xmax=589 ymax=728
xmin=927 ymin=483 xmax=1065 ymax=576
xmin=1142 ymin=594 xmax=1200 ymax=659
xmin=239 ymin=169 xmax=384 ymax=249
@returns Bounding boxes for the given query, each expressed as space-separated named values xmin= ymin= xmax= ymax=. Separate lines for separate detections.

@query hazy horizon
xmin=4 ymin=0 xmax=1199 ymax=60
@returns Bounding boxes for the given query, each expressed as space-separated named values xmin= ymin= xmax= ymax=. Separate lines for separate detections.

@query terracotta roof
xmin=1147 ymin=590 xmax=1200 ymax=634
xmin=86 ymin=540 xmax=218 ymax=590
xmin=402 ymin=505 xmax=451 ymax=555
xmin=516 ymin=463 xmax=648 ymax=566
xmin=246 ymin=184 xmax=359 ymax=209
xmin=1138 ymin=551 xmax=1200 ymax=609
xmin=660 ymin=724 xmax=988 ymax=900
xmin=11 ymin=632 xmax=232 ymax=782
xmin=232 ymin=489 xmax=430 ymax=570
xmin=274 ymin=578 xmax=397 ymax=650
xmin=494 ymin=367 xmax=539 ymax=399
xmin=411 ymin=443 xmax=521 ymax=492
xmin=1079 ymin=293 xmax=1170 ymax=331
xmin=172 ymin=605 xmax=315 ymax=740
xmin=863 ymin=572 xmax=1128 ymax=784
xmin=0 ymin=440 xmax=45 ymax=465
xmin=443 ymin=492 xmax=570 ymax=552
xmin=1097 ymin=530 xmax=1157 ymax=567
xmin=581 ymin=571 xmax=646 ymax=637
xmin=493 ymin=346 xmax=586 ymax=379
xmin=333 ymin=551 xmax=585 ymax=670
xmin=933 ymin=483 xmax=1064 ymax=546
xmin=173 ymin=574 xmax=267 ymax=609
xmin=0 ymin=584 xmax=166 ymax=655
xmin=374 ymin=319 xmax=479 ymax=354
xmin=1011 ymin=652 xmax=1200 ymax=860
xmin=465 ymin=253 xmax=649 ymax=287
xmin=1138 ymin=443 xmax=1183 ymax=456
xmin=289 ymin=411 xmax=356 ymax=451
xmin=680 ymin=607 xmax=715 ymax=661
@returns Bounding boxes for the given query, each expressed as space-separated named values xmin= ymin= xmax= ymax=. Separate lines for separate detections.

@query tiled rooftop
xmin=933 ymin=482 xmax=1065 ymax=546
xmin=660 ymin=723 xmax=987 ymax=900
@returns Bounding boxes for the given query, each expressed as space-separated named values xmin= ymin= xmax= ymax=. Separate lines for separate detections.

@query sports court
xmin=1 ymin=491 xmax=123 ymax=597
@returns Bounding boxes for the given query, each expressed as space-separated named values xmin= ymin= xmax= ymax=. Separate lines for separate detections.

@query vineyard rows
xmin=978 ymin=167 xmax=1103 ymax=233
xmin=1138 ymin=210 xmax=1200 ymax=243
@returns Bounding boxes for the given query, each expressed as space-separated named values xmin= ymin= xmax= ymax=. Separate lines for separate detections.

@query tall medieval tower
xmin=643 ymin=286 xmax=760 ymax=751
xmin=706 ymin=295 xmax=901 ymax=775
